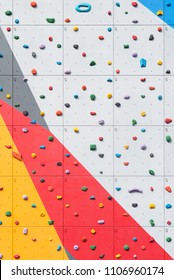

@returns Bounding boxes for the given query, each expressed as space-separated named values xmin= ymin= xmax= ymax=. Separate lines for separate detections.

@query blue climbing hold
xmin=140 ymin=58 xmax=147 ymax=67
xmin=65 ymin=153 xmax=70 ymax=157
xmin=40 ymin=145 xmax=46 ymax=149
xmin=75 ymin=3 xmax=92 ymax=13
xmin=116 ymin=2 xmax=120 ymax=7
xmin=0 ymin=87 xmax=3 ymax=91
xmin=89 ymin=196 xmax=96 ymax=200
xmin=115 ymin=153 xmax=121 ymax=158
xmin=74 ymin=94 xmax=79 ymax=99
xmin=115 ymin=187 xmax=121 ymax=191
xmin=30 ymin=120 xmax=37 ymax=124
xmin=166 ymin=204 xmax=172 ymax=209
xmin=23 ymin=44 xmax=29 ymax=49
xmin=141 ymin=128 xmax=146 ymax=132
xmin=107 ymin=78 xmax=113 ymax=82
xmin=57 ymin=245 xmax=61 ymax=251
xmin=15 ymin=19 xmax=20 ymax=24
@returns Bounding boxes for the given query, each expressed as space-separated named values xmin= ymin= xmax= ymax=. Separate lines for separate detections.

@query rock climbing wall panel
xmin=0 ymin=0 xmax=174 ymax=260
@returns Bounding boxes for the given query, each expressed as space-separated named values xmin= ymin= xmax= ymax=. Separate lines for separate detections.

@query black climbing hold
xmin=115 ymin=102 xmax=121 ymax=108
xmin=73 ymin=44 xmax=79 ymax=49
xmin=98 ymin=154 xmax=104 ymax=158
xmin=32 ymin=52 xmax=37 ymax=58
xmin=132 ymin=203 xmax=138 ymax=208
xmin=23 ymin=111 xmax=29 ymax=116
xmin=149 ymin=34 xmax=154 ymax=41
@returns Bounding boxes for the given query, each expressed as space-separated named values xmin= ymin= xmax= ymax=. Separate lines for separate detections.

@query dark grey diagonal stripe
xmin=0 ymin=26 xmax=48 ymax=128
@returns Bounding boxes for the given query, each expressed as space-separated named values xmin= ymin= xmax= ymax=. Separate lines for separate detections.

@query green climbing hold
xmin=81 ymin=186 xmax=88 ymax=192
xmin=48 ymin=136 xmax=54 ymax=141
xmin=40 ymin=95 xmax=45 ymax=99
xmin=90 ymin=94 xmax=96 ymax=101
xmin=48 ymin=220 xmax=54 ymax=225
xmin=46 ymin=18 xmax=55 ymax=23
xmin=124 ymin=44 xmax=129 ymax=49
xmin=166 ymin=135 xmax=172 ymax=143
xmin=14 ymin=104 xmax=20 ymax=107
xmin=149 ymin=170 xmax=155 ymax=176
xmin=90 ymin=245 xmax=96 ymax=250
xmin=5 ymin=211 xmax=12 ymax=217
xmin=14 ymin=36 xmax=19 ymax=40
xmin=90 ymin=61 xmax=96 ymax=66
xmin=141 ymin=95 xmax=145 ymax=98
xmin=132 ymin=119 xmax=137 ymax=126
xmin=124 ymin=245 xmax=129 ymax=251
xmin=5 ymin=10 xmax=12 ymax=16
xmin=90 ymin=144 xmax=96 ymax=151
xmin=150 ymin=219 xmax=155 ymax=226
xmin=166 ymin=237 xmax=172 ymax=242
xmin=57 ymin=44 xmax=62 ymax=48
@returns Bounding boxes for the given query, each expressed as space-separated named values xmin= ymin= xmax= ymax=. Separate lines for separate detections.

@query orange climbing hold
xmin=31 ymin=69 xmax=37 ymax=75
xmin=165 ymin=186 xmax=172 ymax=193
xmin=30 ymin=2 xmax=37 ymax=8
xmin=56 ymin=110 xmax=63 ymax=116
xmin=12 ymin=151 xmax=22 ymax=161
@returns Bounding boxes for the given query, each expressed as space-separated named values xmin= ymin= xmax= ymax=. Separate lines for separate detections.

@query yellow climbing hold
xmin=107 ymin=93 xmax=112 ymax=99
xmin=6 ymin=94 xmax=11 ymax=99
xmin=73 ymin=26 xmax=79 ymax=31
xmin=74 ymin=127 xmax=79 ymax=133
xmin=107 ymin=60 xmax=112 ymax=65
xmin=149 ymin=204 xmax=155 ymax=209
xmin=124 ymin=144 xmax=129 ymax=149
xmin=156 ymin=10 xmax=163 ymax=16
xmin=91 ymin=229 xmax=96 ymax=234
xmin=141 ymin=111 xmax=146 ymax=117
xmin=57 ymin=196 xmax=62 ymax=200
xmin=99 ymin=203 xmax=104 ymax=208
xmin=40 ymin=212 xmax=45 ymax=217
xmin=31 ymin=153 xmax=37 ymax=158
xmin=157 ymin=60 xmax=163 ymax=65
xmin=40 ymin=111 xmax=45 ymax=116
xmin=65 ymin=204 xmax=70 ymax=208
xmin=115 ymin=254 xmax=121 ymax=259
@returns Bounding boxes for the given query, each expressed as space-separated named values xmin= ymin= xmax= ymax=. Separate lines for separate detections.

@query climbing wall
xmin=0 ymin=0 xmax=174 ymax=260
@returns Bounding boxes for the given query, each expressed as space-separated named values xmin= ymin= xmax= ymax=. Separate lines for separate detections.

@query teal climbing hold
xmin=140 ymin=58 xmax=147 ymax=67
xmin=75 ymin=3 xmax=92 ymax=13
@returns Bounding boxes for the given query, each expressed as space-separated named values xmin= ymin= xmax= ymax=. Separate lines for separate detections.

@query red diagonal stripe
xmin=0 ymin=99 xmax=172 ymax=260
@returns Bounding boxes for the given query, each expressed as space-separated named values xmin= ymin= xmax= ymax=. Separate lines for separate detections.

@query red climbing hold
xmin=65 ymin=18 xmax=71 ymax=23
xmin=98 ymin=36 xmax=104 ymax=40
xmin=132 ymin=35 xmax=137 ymax=40
xmin=165 ymin=118 xmax=172 ymax=124
xmin=132 ymin=2 xmax=138 ymax=7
